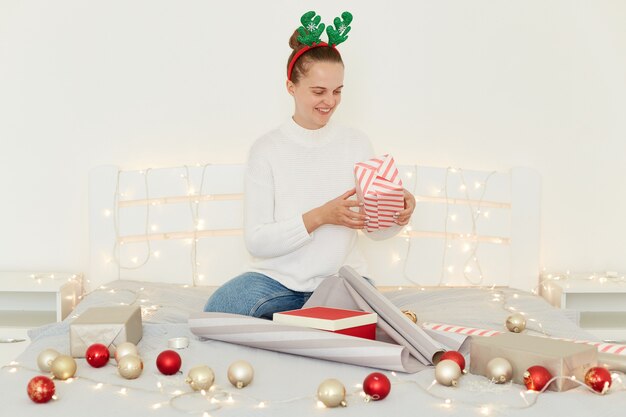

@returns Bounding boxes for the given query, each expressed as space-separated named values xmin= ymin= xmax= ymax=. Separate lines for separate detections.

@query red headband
xmin=287 ymin=42 xmax=340 ymax=81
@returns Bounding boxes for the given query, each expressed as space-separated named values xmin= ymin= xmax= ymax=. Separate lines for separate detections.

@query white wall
xmin=1 ymin=0 xmax=625 ymax=276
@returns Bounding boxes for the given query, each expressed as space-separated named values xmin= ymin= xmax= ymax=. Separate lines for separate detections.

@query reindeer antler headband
xmin=287 ymin=11 xmax=353 ymax=81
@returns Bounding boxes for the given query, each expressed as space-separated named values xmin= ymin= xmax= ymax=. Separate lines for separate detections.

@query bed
xmin=2 ymin=163 xmax=624 ymax=416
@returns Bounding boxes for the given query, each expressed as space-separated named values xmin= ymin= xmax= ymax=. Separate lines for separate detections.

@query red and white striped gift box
xmin=354 ymin=154 xmax=404 ymax=232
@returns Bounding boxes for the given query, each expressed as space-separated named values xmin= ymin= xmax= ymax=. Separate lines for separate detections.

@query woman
xmin=204 ymin=12 xmax=415 ymax=318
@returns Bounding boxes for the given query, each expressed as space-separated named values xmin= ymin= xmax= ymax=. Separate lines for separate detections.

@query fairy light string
xmin=111 ymin=164 xmax=218 ymax=287
xmin=107 ymin=163 xmax=511 ymax=290
xmin=113 ymin=168 xmax=153 ymax=272
xmin=438 ymin=167 xmax=497 ymax=286
xmin=399 ymin=165 xmax=500 ymax=288
xmin=5 ymin=360 xmax=624 ymax=415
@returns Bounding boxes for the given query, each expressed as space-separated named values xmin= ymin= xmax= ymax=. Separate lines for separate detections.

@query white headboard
xmin=89 ymin=164 xmax=540 ymax=292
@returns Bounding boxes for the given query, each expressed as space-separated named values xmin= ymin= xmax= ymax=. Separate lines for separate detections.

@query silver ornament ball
xmin=37 ymin=348 xmax=60 ymax=372
xmin=51 ymin=355 xmax=77 ymax=380
xmin=317 ymin=378 xmax=347 ymax=407
xmin=227 ymin=360 xmax=254 ymax=389
xmin=186 ymin=365 xmax=215 ymax=391
xmin=402 ymin=310 xmax=418 ymax=323
xmin=117 ymin=354 xmax=143 ymax=379
xmin=505 ymin=313 xmax=526 ymax=333
xmin=486 ymin=357 xmax=513 ymax=383
xmin=114 ymin=342 xmax=139 ymax=363
xmin=435 ymin=359 xmax=462 ymax=387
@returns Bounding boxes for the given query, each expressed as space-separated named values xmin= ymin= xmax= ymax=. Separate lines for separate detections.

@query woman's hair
xmin=287 ymin=30 xmax=343 ymax=84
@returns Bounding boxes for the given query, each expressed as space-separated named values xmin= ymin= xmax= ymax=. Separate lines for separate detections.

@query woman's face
xmin=287 ymin=61 xmax=344 ymax=130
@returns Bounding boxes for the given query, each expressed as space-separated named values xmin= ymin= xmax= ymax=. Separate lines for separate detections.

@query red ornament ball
xmin=363 ymin=372 xmax=391 ymax=401
xmin=585 ymin=366 xmax=612 ymax=394
xmin=440 ymin=351 xmax=466 ymax=372
xmin=27 ymin=376 xmax=56 ymax=404
xmin=523 ymin=365 xmax=553 ymax=391
xmin=86 ymin=343 xmax=110 ymax=368
xmin=156 ymin=350 xmax=182 ymax=375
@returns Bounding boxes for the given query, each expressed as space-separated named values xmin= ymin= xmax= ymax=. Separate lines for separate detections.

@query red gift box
xmin=354 ymin=154 xmax=404 ymax=232
xmin=273 ymin=307 xmax=377 ymax=340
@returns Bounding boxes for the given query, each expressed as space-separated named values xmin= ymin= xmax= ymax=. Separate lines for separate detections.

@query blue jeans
xmin=203 ymin=272 xmax=313 ymax=319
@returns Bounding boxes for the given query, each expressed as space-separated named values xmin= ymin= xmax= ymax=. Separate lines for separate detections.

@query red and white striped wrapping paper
xmin=354 ymin=154 xmax=404 ymax=232
xmin=422 ymin=322 xmax=626 ymax=355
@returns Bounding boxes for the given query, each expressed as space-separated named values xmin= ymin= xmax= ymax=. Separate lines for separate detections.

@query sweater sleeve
xmin=243 ymin=140 xmax=312 ymax=258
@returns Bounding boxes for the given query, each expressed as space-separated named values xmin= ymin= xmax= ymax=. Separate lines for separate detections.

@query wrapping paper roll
xmin=189 ymin=267 xmax=455 ymax=373
xmin=189 ymin=313 xmax=424 ymax=373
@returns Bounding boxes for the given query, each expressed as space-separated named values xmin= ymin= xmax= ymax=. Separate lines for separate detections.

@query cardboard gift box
xmin=354 ymin=154 xmax=404 ymax=232
xmin=273 ymin=306 xmax=377 ymax=340
xmin=469 ymin=333 xmax=597 ymax=391
xmin=70 ymin=305 xmax=143 ymax=357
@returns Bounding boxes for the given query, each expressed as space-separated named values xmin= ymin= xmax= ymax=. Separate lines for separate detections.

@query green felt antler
xmin=297 ymin=11 xmax=326 ymax=46
xmin=326 ymin=11 xmax=353 ymax=46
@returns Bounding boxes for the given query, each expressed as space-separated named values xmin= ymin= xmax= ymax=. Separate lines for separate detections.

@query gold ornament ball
xmin=51 ymin=355 xmax=77 ymax=380
xmin=118 ymin=354 xmax=143 ymax=379
xmin=317 ymin=378 xmax=347 ymax=407
xmin=402 ymin=310 xmax=418 ymax=323
xmin=114 ymin=342 xmax=139 ymax=363
xmin=227 ymin=360 xmax=254 ymax=389
xmin=505 ymin=313 xmax=526 ymax=333
xmin=186 ymin=365 xmax=215 ymax=391
xmin=486 ymin=357 xmax=513 ymax=383
xmin=435 ymin=359 xmax=462 ymax=387
xmin=37 ymin=348 xmax=61 ymax=372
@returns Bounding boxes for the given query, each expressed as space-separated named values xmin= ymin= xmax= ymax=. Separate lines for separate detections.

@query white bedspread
xmin=2 ymin=280 xmax=625 ymax=416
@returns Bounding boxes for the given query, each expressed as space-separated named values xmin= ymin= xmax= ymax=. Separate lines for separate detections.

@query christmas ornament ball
xmin=227 ymin=360 xmax=254 ymax=388
xmin=440 ymin=351 xmax=466 ymax=372
xmin=86 ymin=343 xmax=110 ymax=368
xmin=37 ymin=348 xmax=60 ymax=372
xmin=50 ymin=355 xmax=77 ymax=380
xmin=505 ymin=313 xmax=526 ymax=333
xmin=435 ymin=359 xmax=462 ymax=387
xmin=317 ymin=378 xmax=347 ymax=407
xmin=118 ymin=355 xmax=143 ymax=379
xmin=585 ymin=366 xmax=612 ymax=394
xmin=114 ymin=342 xmax=138 ymax=363
xmin=363 ymin=372 xmax=391 ymax=400
xmin=27 ymin=376 xmax=56 ymax=404
xmin=402 ymin=310 xmax=418 ymax=323
xmin=186 ymin=365 xmax=215 ymax=391
xmin=523 ymin=366 xmax=553 ymax=391
xmin=156 ymin=350 xmax=182 ymax=375
xmin=486 ymin=357 xmax=513 ymax=383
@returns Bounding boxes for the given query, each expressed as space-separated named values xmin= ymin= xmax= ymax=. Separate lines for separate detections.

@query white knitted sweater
xmin=244 ymin=118 xmax=399 ymax=291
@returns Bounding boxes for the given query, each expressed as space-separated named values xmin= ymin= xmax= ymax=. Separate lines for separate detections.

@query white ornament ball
xmin=117 ymin=354 xmax=143 ymax=379
xmin=505 ymin=313 xmax=526 ymax=333
xmin=227 ymin=360 xmax=254 ymax=389
xmin=186 ymin=365 xmax=215 ymax=391
xmin=37 ymin=348 xmax=60 ymax=372
xmin=114 ymin=342 xmax=138 ymax=363
xmin=435 ymin=359 xmax=462 ymax=387
xmin=317 ymin=378 xmax=347 ymax=407
xmin=487 ymin=357 xmax=513 ymax=383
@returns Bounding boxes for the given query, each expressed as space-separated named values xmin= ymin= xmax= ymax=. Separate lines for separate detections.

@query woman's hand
xmin=393 ymin=189 xmax=416 ymax=226
xmin=303 ymin=188 xmax=368 ymax=233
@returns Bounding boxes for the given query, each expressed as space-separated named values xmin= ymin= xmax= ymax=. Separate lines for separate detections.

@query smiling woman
xmin=202 ymin=11 xmax=416 ymax=319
